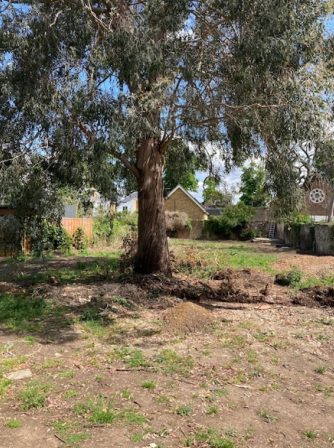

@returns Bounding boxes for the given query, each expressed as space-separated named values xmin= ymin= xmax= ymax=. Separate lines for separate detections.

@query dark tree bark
xmin=327 ymin=189 xmax=334 ymax=223
xmin=134 ymin=138 xmax=171 ymax=275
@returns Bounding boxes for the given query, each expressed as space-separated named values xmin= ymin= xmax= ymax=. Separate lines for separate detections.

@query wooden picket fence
xmin=61 ymin=217 xmax=94 ymax=240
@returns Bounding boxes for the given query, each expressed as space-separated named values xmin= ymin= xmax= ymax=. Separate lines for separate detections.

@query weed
xmin=221 ymin=334 xmax=247 ymax=349
xmin=5 ymin=419 xmax=21 ymax=429
xmin=52 ymin=420 xmax=89 ymax=446
xmin=213 ymin=388 xmax=228 ymax=398
xmin=38 ymin=359 xmax=61 ymax=370
xmin=275 ymin=268 xmax=302 ymax=287
xmin=206 ymin=406 xmax=219 ymax=415
xmin=316 ymin=318 xmax=334 ymax=326
xmin=315 ymin=383 xmax=332 ymax=397
xmin=247 ymin=350 xmax=258 ymax=364
xmin=0 ymin=355 xmax=27 ymax=375
xmin=259 ymin=409 xmax=277 ymax=423
xmin=128 ymin=349 xmax=148 ymax=368
xmin=317 ymin=334 xmax=330 ymax=342
xmin=19 ymin=382 xmax=49 ymax=410
xmin=131 ymin=432 xmax=144 ymax=442
xmin=314 ymin=366 xmax=326 ymax=375
xmin=271 ymin=356 xmax=280 ymax=365
xmin=156 ymin=394 xmax=172 ymax=405
xmin=142 ymin=380 xmax=156 ymax=390
xmin=112 ymin=296 xmax=132 ymax=308
xmin=155 ymin=349 xmax=193 ymax=375
xmin=119 ymin=410 xmax=147 ymax=425
xmin=176 ymin=405 xmax=192 ymax=416
xmin=120 ymin=389 xmax=132 ymax=400
xmin=304 ymin=430 xmax=317 ymax=440
xmin=0 ymin=377 xmax=11 ymax=397
xmin=59 ymin=369 xmax=75 ymax=379
xmin=244 ymin=427 xmax=255 ymax=441
xmin=64 ymin=389 xmax=78 ymax=399
xmin=253 ymin=331 xmax=275 ymax=342
xmin=251 ymin=367 xmax=264 ymax=378
xmin=225 ymin=428 xmax=238 ymax=438
xmin=185 ymin=428 xmax=236 ymax=448
xmin=74 ymin=397 xmax=146 ymax=425
xmin=110 ymin=346 xmax=149 ymax=368
xmin=24 ymin=336 xmax=36 ymax=345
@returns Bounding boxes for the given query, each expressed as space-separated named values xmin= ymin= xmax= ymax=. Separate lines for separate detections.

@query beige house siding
xmin=165 ymin=188 xmax=208 ymax=221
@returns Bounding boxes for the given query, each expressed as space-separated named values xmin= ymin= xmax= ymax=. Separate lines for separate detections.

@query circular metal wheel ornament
xmin=309 ymin=188 xmax=325 ymax=204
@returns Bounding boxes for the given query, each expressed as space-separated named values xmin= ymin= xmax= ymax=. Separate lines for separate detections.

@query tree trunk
xmin=327 ymin=189 xmax=334 ymax=223
xmin=134 ymin=138 xmax=171 ymax=275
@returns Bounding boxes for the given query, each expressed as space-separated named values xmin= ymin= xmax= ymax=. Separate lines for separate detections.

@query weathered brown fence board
xmin=61 ymin=218 xmax=93 ymax=240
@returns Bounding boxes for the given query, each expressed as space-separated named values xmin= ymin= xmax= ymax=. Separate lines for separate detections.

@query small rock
xmin=5 ymin=369 xmax=32 ymax=380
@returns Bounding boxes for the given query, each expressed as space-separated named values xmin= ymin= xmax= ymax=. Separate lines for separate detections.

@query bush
xmin=30 ymin=221 xmax=72 ymax=255
xmin=72 ymin=227 xmax=87 ymax=251
xmin=0 ymin=216 xmax=22 ymax=255
xmin=93 ymin=213 xmax=114 ymax=244
xmin=275 ymin=268 xmax=302 ymax=287
xmin=165 ymin=211 xmax=191 ymax=237
xmin=110 ymin=212 xmax=138 ymax=240
xmin=205 ymin=203 xmax=254 ymax=240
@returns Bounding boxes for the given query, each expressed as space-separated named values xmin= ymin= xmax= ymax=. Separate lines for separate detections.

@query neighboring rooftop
xmin=118 ymin=192 xmax=138 ymax=204
xmin=205 ymin=206 xmax=223 ymax=216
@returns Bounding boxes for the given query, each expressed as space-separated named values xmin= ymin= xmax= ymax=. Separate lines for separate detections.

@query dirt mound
xmin=161 ymin=301 xmax=214 ymax=334
xmin=294 ymin=286 xmax=334 ymax=308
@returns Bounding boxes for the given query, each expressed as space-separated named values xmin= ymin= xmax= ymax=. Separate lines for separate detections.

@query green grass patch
xmin=0 ymin=356 xmax=27 ymax=375
xmin=16 ymin=256 xmax=120 ymax=286
xmin=52 ymin=420 xmax=89 ymax=446
xmin=155 ymin=349 xmax=193 ymax=375
xmin=185 ymin=428 xmax=236 ymax=448
xmin=259 ymin=409 xmax=277 ymax=423
xmin=64 ymin=389 xmax=78 ymax=399
xmin=110 ymin=346 xmax=150 ymax=368
xmin=0 ymin=377 xmax=11 ymax=397
xmin=172 ymin=240 xmax=277 ymax=277
xmin=18 ymin=382 xmax=50 ymax=410
xmin=304 ymin=430 xmax=317 ymax=440
xmin=0 ymin=293 xmax=68 ymax=334
xmin=176 ymin=405 xmax=192 ymax=416
xmin=142 ymin=380 xmax=156 ymax=390
xmin=74 ymin=396 xmax=147 ymax=426
xmin=5 ymin=419 xmax=22 ymax=429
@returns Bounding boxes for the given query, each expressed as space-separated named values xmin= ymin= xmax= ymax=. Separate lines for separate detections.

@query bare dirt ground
xmin=0 ymin=244 xmax=334 ymax=448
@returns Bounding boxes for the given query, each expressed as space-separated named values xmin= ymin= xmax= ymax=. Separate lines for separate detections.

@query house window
xmin=123 ymin=206 xmax=128 ymax=212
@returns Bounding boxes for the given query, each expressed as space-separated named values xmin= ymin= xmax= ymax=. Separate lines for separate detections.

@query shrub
xmin=93 ymin=212 xmax=114 ymax=244
xmin=0 ymin=216 xmax=22 ymax=256
xmin=72 ymin=227 xmax=87 ymax=251
xmin=205 ymin=203 xmax=254 ymax=240
xmin=275 ymin=267 xmax=302 ymax=287
xmin=111 ymin=212 xmax=138 ymax=240
xmin=30 ymin=221 xmax=72 ymax=255
xmin=165 ymin=211 xmax=191 ymax=237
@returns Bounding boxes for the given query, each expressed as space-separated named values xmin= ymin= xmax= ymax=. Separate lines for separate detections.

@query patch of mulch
xmin=161 ymin=301 xmax=214 ymax=334
xmin=293 ymin=286 xmax=334 ymax=308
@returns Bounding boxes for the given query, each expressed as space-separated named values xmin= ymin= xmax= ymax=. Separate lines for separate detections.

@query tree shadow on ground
xmin=0 ymin=256 xmax=120 ymax=286
xmin=0 ymin=290 xmax=117 ymax=345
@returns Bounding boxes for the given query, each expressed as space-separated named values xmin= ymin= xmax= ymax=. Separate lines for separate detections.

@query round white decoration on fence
xmin=309 ymin=188 xmax=325 ymax=204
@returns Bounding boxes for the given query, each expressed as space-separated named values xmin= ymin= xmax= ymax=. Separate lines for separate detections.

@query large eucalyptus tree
xmin=0 ymin=0 xmax=331 ymax=273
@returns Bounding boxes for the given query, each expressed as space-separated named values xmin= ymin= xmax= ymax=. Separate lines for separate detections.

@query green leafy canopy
xmin=0 ymin=0 xmax=332 ymax=215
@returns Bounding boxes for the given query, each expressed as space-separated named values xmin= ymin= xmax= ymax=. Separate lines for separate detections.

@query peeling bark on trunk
xmin=328 ymin=189 xmax=334 ymax=223
xmin=134 ymin=138 xmax=171 ymax=275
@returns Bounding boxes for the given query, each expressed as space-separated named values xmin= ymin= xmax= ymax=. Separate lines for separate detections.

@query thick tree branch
xmin=77 ymin=121 xmax=139 ymax=179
